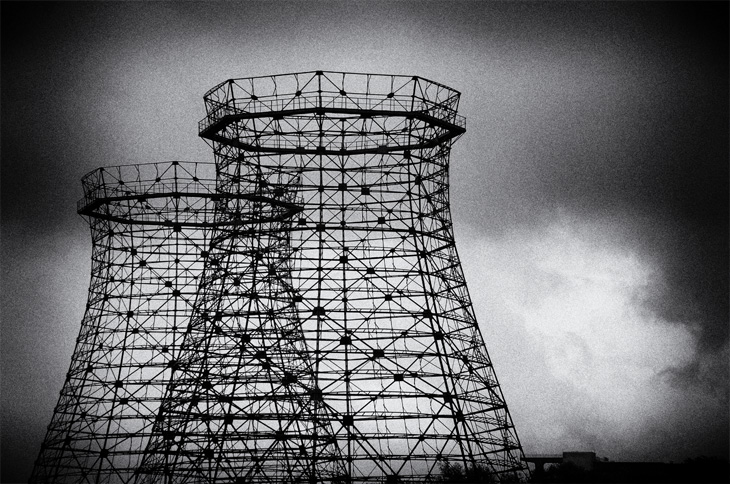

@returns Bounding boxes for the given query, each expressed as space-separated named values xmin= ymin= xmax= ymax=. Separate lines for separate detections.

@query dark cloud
xmin=455 ymin=1 xmax=728 ymax=353
xmin=659 ymin=348 xmax=730 ymax=404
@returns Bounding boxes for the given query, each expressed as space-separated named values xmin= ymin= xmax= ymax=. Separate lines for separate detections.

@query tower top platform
xmin=199 ymin=71 xmax=466 ymax=155
xmin=77 ymin=161 xmax=301 ymax=226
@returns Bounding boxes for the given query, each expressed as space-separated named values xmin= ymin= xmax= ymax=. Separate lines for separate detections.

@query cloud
xmin=458 ymin=214 xmax=729 ymax=460
xmin=452 ymin=4 xmax=728 ymax=375
xmin=658 ymin=342 xmax=730 ymax=403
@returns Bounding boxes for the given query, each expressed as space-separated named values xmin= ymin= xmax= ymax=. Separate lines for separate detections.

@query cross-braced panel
xmin=137 ymin=162 xmax=345 ymax=484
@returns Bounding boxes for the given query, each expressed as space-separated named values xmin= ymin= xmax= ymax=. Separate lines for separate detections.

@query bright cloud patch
xmin=457 ymin=214 xmax=716 ymax=461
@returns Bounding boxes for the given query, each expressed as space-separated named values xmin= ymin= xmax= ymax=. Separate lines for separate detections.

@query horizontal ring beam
xmin=78 ymin=191 xmax=303 ymax=227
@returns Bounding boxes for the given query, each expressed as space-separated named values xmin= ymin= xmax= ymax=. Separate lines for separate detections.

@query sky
xmin=1 ymin=1 xmax=727 ymax=482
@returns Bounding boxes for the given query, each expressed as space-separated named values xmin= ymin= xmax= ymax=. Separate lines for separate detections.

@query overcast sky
xmin=1 ymin=1 xmax=727 ymax=482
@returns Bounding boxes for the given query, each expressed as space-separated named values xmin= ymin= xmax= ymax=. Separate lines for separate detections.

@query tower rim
xmin=199 ymin=71 xmax=466 ymax=155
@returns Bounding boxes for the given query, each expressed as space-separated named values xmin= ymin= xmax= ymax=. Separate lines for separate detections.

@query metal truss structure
xmin=31 ymin=71 xmax=530 ymax=484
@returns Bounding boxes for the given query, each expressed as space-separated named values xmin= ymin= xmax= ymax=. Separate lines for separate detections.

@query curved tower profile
xmin=31 ymin=71 xmax=529 ymax=484
xmin=29 ymin=162 xmax=221 ymax=483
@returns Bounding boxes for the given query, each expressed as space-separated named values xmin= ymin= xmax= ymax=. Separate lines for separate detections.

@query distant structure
xmin=524 ymin=452 xmax=599 ymax=475
xmin=31 ymin=71 xmax=529 ymax=483
xmin=524 ymin=451 xmax=730 ymax=483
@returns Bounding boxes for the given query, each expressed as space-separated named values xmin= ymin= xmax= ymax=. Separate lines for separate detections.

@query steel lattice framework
xmin=31 ymin=71 xmax=529 ymax=484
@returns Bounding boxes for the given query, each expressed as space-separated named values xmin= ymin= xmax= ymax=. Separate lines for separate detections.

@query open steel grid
xmin=31 ymin=162 xmax=222 ymax=483
xmin=31 ymin=71 xmax=530 ymax=484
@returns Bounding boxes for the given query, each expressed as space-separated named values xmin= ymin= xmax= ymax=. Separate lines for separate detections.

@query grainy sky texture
xmin=1 ymin=1 xmax=728 ymax=482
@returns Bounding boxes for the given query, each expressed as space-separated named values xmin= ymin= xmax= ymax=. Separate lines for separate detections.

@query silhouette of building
xmin=524 ymin=451 xmax=730 ymax=483
xmin=31 ymin=71 xmax=530 ymax=483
